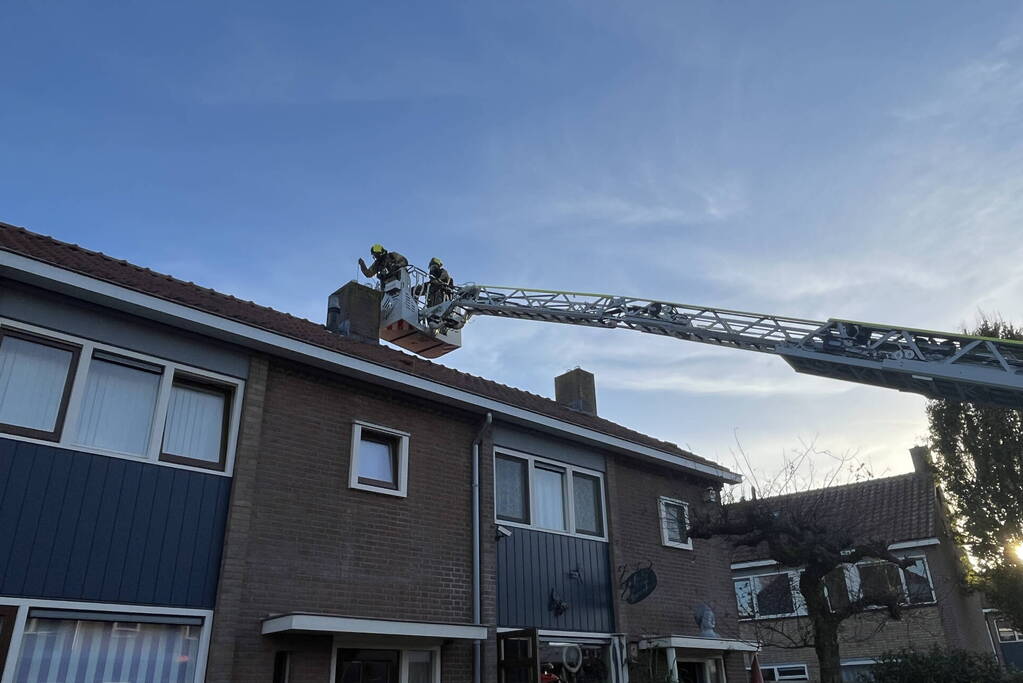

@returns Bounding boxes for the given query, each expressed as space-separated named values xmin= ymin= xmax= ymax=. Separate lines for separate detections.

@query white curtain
xmin=163 ymin=384 xmax=225 ymax=463
xmin=534 ymin=467 xmax=566 ymax=530
xmin=573 ymin=473 xmax=601 ymax=534
xmin=75 ymin=358 xmax=160 ymax=455
xmin=15 ymin=618 xmax=199 ymax=683
xmin=0 ymin=337 xmax=73 ymax=432
xmin=407 ymin=651 xmax=434 ymax=683
xmin=495 ymin=457 xmax=527 ymax=520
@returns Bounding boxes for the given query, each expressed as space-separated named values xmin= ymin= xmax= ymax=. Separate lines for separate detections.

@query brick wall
xmin=606 ymin=455 xmax=747 ymax=683
xmin=207 ymin=357 xmax=481 ymax=682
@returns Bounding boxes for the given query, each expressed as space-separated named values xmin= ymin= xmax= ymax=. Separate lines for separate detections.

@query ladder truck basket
xmin=378 ymin=265 xmax=462 ymax=359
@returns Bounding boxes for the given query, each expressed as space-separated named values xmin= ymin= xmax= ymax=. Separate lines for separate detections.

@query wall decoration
xmin=618 ymin=561 xmax=657 ymax=604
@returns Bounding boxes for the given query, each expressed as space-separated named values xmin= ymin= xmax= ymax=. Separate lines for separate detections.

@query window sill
xmin=350 ymin=481 xmax=407 ymax=498
xmin=662 ymin=541 xmax=694 ymax=551
xmin=494 ymin=518 xmax=608 ymax=542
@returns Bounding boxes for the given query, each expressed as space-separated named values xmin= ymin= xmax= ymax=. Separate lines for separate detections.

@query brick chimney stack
xmin=555 ymin=368 xmax=597 ymax=416
xmin=910 ymin=445 xmax=932 ymax=473
xmin=326 ymin=281 xmax=381 ymax=344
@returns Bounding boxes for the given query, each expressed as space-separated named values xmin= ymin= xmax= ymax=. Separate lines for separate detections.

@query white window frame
xmin=996 ymin=618 xmax=1023 ymax=643
xmin=329 ymin=636 xmax=442 ymax=683
xmin=0 ymin=596 xmax=214 ymax=683
xmin=734 ymin=569 xmax=807 ymax=620
xmin=658 ymin=496 xmax=692 ymax=550
xmin=493 ymin=447 xmax=608 ymax=541
xmin=746 ymin=663 xmax=810 ymax=681
xmin=845 ymin=554 xmax=936 ymax=607
xmin=349 ymin=421 xmax=410 ymax=498
xmin=0 ymin=319 xmax=244 ymax=476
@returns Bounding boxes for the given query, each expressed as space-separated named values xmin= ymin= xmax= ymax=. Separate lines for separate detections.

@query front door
xmin=498 ymin=628 xmax=540 ymax=683
xmin=0 ymin=605 xmax=17 ymax=677
xmin=336 ymin=648 xmax=400 ymax=683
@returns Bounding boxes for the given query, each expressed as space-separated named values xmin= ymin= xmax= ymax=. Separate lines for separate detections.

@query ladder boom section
xmin=427 ymin=284 xmax=1023 ymax=407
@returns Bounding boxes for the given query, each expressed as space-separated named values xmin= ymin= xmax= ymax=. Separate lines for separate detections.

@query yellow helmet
xmin=429 ymin=257 xmax=443 ymax=268
xmin=370 ymin=244 xmax=385 ymax=256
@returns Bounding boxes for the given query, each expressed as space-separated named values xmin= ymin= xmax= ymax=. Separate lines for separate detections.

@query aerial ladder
xmin=376 ymin=265 xmax=1023 ymax=407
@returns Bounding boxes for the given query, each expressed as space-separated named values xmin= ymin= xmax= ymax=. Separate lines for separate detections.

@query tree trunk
xmin=813 ymin=618 xmax=842 ymax=683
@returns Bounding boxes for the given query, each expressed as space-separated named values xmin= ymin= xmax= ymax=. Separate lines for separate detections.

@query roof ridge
xmin=0 ymin=220 xmax=716 ymax=470
xmin=762 ymin=471 xmax=924 ymax=499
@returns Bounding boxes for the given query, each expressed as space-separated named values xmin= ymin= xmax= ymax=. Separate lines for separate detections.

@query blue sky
xmin=3 ymin=2 xmax=1022 ymax=482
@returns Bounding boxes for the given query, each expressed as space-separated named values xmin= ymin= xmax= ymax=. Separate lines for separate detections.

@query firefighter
xmin=421 ymin=257 xmax=454 ymax=307
xmin=358 ymin=244 xmax=408 ymax=286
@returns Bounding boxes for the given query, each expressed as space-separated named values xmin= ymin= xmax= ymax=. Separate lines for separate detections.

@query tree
xmin=927 ymin=316 xmax=1023 ymax=630
xmin=688 ymin=445 xmax=921 ymax=683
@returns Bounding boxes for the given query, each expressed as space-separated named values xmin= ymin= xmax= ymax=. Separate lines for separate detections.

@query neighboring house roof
xmin=0 ymin=221 xmax=732 ymax=477
xmin=730 ymin=472 xmax=938 ymax=563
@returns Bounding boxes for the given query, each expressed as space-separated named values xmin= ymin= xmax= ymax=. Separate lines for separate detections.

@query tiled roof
xmin=0 ymin=220 xmax=731 ymax=475
xmin=730 ymin=472 xmax=938 ymax=562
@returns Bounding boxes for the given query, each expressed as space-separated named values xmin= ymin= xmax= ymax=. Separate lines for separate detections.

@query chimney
xmin=326 ymin=281 xmax=381 ymax=344
xmin=910 ymin=445 xmax=932 ymax=474
xmin=555 ymin=367 xmax=597 ymax=416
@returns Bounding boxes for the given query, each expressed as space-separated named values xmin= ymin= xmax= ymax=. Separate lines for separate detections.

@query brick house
xmin=729 ymin=448 xmax=992 ymax=682
xmin=0 ymin=221 xmax=754 ymax=683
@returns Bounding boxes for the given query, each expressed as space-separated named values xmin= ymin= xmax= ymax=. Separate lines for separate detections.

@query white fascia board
xmin=730 ymin=559 xmax=779 ymax=570
xmin=0 ymin=249 xmax=740 ymax=483
xmin=261 ymin=614 xmax=486 ymax=640
xmin=888 ymin=538 xmax=940 ymax=550
xmin=638 ymin=635 xmax=759 ymax=652
xmin=730 ymin=538 xmax=942 ymax=569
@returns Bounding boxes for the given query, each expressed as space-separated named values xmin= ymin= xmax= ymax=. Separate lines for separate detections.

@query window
xmin=406 ymin=650 xmax=435 ymax=683
xmin=573 ymin=472 xmax=604 ymax=536
xmin=840 ymin=662 xmax=876 ymax=681
xmin=901 ymin=558 xmax=935 ymax=604
xmin=0 ymin=321 xmax=242 ymax=474
xmin=13 ymin=611 xmax=203 ymax=683
xmin=748 ymin=664 xmax=809 ymax=681
xmin=493 ymin=449 xmax=606 ymax=539
xmin=534 ymin=465 xmax=567 ymax=531
xmin=844 ymin=557 xmax=935 ymax=607
xmin=0 ymin=330 xmax=78 ymax=440
xmin=349 ymin=422 xmax=410 ymax=497
xmin=997 ymin=619 xmax=1023 ymax=642
xmin=658 ymin=497 xmax=691 ymax=549
xmin=274 ymin=651 xmax=292 ymax=683
xmin=825 ymin=566 xmax=852 ymax=612
xmin=854 ymin=562 xmax=902 ymax=606
xmin=161 ymin=377 xmax=231 ymax=470
xmin=338 ymin=649 xmax=400 ymax=683
xmin=0 ymin=605 xmax=16 ymax=677
xmin=496 ymin=455 xmax=530 ymax=523
xmin=75 ymin=351 xmax=162 ymax=456
xmin=734 ymin=571 xmax=805 ymax=619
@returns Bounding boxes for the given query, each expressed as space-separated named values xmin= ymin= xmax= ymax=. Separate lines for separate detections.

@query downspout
xmin=472 ymin=412 xmax=492 ymax=683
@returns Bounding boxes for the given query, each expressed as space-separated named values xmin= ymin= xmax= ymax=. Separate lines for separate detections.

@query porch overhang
xmin=261 ymin=613 xmax=487 ymax=641
xmin=638 ymin=635 xmax=759 ymax=653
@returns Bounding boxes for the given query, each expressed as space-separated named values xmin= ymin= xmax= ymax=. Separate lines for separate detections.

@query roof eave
xmin=0 ymin=248 xmax=741 ymax=484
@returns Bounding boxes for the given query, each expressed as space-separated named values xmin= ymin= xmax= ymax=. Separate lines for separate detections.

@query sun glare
xmin=1015 ymin=544 xmax=1023 ymax=563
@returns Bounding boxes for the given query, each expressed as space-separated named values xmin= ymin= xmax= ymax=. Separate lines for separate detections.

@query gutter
xmin=0 ymin=248 xmax=740 ymax=484
xmin=471 ymin=412 xmax=492 ymax=683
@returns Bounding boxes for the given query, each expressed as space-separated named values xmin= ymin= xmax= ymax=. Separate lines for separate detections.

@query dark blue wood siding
xmin=1004 ymin=641 xmax=1023 ymax=671
xmin=0 ymin=437 xmax=230 ymax=608
xmin=497 ymin=527 xmax=614 ymax=632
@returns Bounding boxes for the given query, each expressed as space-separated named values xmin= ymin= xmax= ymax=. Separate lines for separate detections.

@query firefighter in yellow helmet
xmin=359 ymin=244 xmax=408 ymax=286
xmin=414 ymin=257 xmax=454 ymax=307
